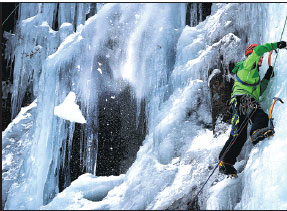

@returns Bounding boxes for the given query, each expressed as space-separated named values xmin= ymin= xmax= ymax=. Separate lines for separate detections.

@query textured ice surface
xmin=2 ymin=2 xmax=287 ymax=210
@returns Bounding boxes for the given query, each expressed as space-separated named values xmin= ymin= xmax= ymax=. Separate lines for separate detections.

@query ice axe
xmin=268 ymin=46 xmax=287 ymax=68
xmin=268 ymin=50 xmax=273 ymax=67
xmin=268 ymin=97 xmax=284 ymax=130
xmin=268 ymin=49 xmax=278 ymax=67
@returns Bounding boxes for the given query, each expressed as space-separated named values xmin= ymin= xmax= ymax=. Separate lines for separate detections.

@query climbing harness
xmin=239 ymin=95 xmax=259 ymax=116
xmin=186 ymin=106 xmax=258 ymax=210
xmin=2 ymin=4 xmax=20 ymax=26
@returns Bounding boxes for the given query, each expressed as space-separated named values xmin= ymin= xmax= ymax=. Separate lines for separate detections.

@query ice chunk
xmin=54 ymin=92 xmax=86 ymax=123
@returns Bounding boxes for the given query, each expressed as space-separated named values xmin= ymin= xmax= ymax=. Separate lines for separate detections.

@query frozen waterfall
xmin=2 ymin=3 xmax=287 ymax=210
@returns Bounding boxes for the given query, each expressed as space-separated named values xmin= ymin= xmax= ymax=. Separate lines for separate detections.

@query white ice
xmin=3 ymin=2 xmax=287 ymax=210
xmin=41 ymin=173 xmax=125 ymax=210
xmin=2 ymin=100 xmax=37 ymax=208
xmin=54 ymin=92 xmax=86 ymax=124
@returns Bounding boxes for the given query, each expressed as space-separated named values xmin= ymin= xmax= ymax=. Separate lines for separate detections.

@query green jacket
xmin=231 ymin=42 xmax=278 ymax=101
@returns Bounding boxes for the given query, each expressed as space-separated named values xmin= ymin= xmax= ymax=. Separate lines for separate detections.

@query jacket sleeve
xmin=243 ymin=42 xmax=278 ymax=71
xmin=232 ymin=61 xmax=244 ymax=73
xmin=260 ymin=66 xmax=275 ymax=95
xmin=254 ymin=42 xmax=278 ymax=56
xmin=260 ymin=78 xmax=270 ymax=95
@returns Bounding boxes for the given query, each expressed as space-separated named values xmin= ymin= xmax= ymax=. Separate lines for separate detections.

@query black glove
xmin=277 ymin=41 xmax=286 ymax=49
xmin=264 ymin=66 xmax=274 ymax=80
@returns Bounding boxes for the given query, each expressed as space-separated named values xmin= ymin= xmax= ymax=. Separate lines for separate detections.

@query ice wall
xmin=3 ymin=3 xmax=186 ymax=210
xmin=4 ymin=3 xmax=101 ymax=209
xmin=2 ymin=100 xmax=37 ymax=209
xmin=3 ymin=2 xmax=287 ymax=210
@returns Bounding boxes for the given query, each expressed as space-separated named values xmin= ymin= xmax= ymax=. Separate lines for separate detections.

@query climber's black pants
xmin=218 ymin=95 xmax=269 ymax=165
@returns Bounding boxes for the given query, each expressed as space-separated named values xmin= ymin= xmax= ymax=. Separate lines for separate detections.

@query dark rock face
xmin=2 ymin=85 xmax=12 ymax=131
xmin=167 ymin=190 xmax=200 ymax=210
xmin=209 ymin=61 xmax=234 ymax=136
xmin=186 ymin=3 xmax=212 ymax=27
xmin=2 ymin=3 xmax=18 ymax=131
xmin=58 ymin=86 xmax=146 ymax=192
xmin=96 ymin=86 xmax=146 ymax=176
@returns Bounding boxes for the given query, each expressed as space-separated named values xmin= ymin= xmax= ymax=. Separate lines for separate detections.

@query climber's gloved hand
xmin=264 ymin=66 xmax=274 ymax=80
xmin=277 ymin=41 xmax=286 ymax=49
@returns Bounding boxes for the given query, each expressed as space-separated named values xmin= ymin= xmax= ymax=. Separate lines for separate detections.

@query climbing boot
xmin=219 ymin=161 xmax=237 ymax=176
xmin=250 ymin=127 xmax=275 ymax=145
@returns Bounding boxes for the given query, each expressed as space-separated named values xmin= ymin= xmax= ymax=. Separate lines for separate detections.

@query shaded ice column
xmin=188 ymin=3 xmax=206 ymax=27
xmin=9 ymin=3 xmax=60 ymax=119
xmin=73 ymin=4 xmax=122 ymax=176
xmin=18 ymin=3 xmax=39 ymax=20
xmin=5 ymin=60 xmax=63 ymax=209
xmin=22 ymin=4 xmax=120 ymax=202
xmin=4 ymin=3 xmax=106 ymax=209
xmin=8 ymin=3 xmax=91 ymax=119
xmin=119 ymin=3 xmax=185 ymax=130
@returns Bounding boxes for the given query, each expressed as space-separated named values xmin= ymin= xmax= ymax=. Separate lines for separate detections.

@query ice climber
xmin=218 ymin=41 xmax=287 ymax=176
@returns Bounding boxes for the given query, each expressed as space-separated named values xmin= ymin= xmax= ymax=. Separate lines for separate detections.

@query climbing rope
xmin=2 ymin=3 xmax=19 ymax=26
xmin=273 ymin=15 xmax=287 ymax=67
xmin=186 ymin=106 xmax=258 ymax=210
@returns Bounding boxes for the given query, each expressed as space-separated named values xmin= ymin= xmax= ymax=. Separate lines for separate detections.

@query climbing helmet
xmin=245 ymin=44 xmax=258 ymax=57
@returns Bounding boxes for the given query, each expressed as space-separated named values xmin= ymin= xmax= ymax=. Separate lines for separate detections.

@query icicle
xmin=198 ymin=3 xmax=203 ymax=22
xmin=136 ymin=97 xmax=141 ymax=129
xmin=64 ymin=122 xmax=75 ymax=188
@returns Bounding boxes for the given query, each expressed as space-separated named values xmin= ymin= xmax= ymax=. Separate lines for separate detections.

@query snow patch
xmin=208 ymin=69 xmax=221 ymax=87
xmin=41 ymin=174 xmax=125 ymax=210
xmin=54 ymin=92 xmax=86 ymax=123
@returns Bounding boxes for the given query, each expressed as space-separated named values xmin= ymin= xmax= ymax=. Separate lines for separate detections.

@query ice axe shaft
xmin=269 ymin=97 xmax=284 ymax=120
xmin=268 ymin=97 xmax=284 ymax=130
xmin=268 ymin=50 xmax=273 ymax=67
xmin=268 ymin=49 xmax=279 ymax=67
